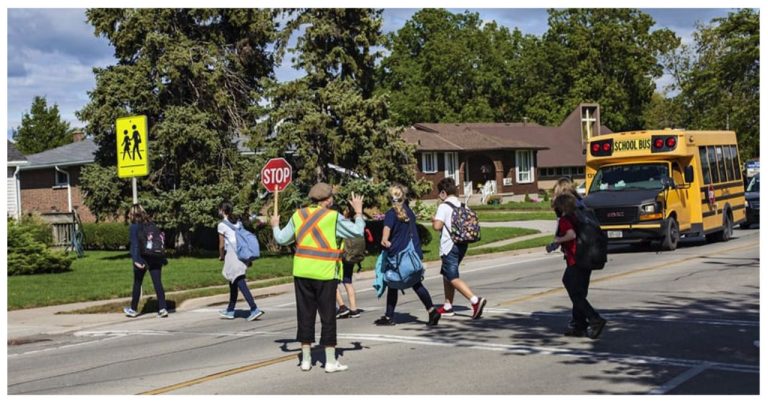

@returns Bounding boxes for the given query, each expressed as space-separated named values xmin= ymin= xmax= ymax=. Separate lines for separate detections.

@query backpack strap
xmin=221 ymin=220 xmax=238 ymax=232
xmin=443 ymin=201 xmax=458 ymax=210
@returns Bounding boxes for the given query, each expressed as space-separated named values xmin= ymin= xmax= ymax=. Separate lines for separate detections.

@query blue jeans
xmin=227 ymin=275 xmax=257 ymax=312
xmin=440 ymin=244 xmax=468 ymax=281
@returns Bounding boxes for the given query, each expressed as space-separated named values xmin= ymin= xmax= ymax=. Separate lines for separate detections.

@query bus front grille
xmin=594 ymin=207 xmax=639 ymax=224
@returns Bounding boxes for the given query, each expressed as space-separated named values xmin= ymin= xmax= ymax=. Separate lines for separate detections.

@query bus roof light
xmin=602 ymin=142 xmax=611 ymax=152
xmin=654 ymin=139 xmax=665 ymax=149
xmin=666 ymin=137 xmax=676 ymax=148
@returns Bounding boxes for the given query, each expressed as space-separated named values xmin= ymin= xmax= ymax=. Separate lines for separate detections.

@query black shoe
xmin=588 ymin=318 xmax=607 ymax=339
xmin=427 ymin=308 xmax=441 ymax=326
xmin=374 ymin=316 xmax=395 ymax=326
xmin=348 ymin=309 xmax=363 ymax=318
xmin=336 ymin=305 xmax=351 ymax=319
xmin=563 ymin=327 xmax=587 ymax=337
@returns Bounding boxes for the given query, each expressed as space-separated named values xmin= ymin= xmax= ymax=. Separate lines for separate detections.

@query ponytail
xmin=389 ymin=184 xmax=410 ymax=223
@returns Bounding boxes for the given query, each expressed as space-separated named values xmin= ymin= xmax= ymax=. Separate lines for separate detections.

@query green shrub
xmin=81 ymin=222 xmax=130 ymax=250
xmin=18 ymin=214 xmax=53 ymax=245
xmin=411 ymin=200 xmax=437 ymax=221
xmin=524 ymin=194 xmax=533 ymax=203
xmin=8 ymin=219 xmax=72 ymax=276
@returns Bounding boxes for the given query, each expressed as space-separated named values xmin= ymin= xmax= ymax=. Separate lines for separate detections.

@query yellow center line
xmin=497 ymin=241 xmax=757 ymax=307
xmin=139 ymin=353 xmax=297 ymax=395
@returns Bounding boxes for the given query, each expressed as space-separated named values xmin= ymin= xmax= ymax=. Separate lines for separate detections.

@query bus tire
xmin=707 ymin=211 xmax=733 ymax=242
xmin=661 ymin=217 xmax=679 ymax=251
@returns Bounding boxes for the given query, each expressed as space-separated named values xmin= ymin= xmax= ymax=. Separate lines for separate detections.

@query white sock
xmin=443 ymin=302 xmax=453 ymax=310
xmin=301 ymin=345 xmax=311 ymax=362
xmin=470 ymin=296 xmax=479 ymax=305
xmin=325 ymin=347 xmax=336 ymax=364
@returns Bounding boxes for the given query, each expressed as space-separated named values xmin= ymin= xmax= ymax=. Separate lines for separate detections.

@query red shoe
xmin=436 ymin=306 xmax=455 ymax=317
xmin=471 ymin=297 xmax=487 ymax=319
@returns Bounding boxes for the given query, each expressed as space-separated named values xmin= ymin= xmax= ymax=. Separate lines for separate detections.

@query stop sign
xmin=261 ymin=158 xmax=293 ymax=192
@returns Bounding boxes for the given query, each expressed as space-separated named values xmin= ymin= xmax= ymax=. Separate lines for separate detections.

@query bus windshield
xmin=589 ymin=163 xmax=670 ymax=193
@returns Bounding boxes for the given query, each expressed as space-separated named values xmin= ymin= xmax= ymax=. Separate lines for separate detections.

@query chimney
xmin=72 ymin=130 xmax=85 ymax=142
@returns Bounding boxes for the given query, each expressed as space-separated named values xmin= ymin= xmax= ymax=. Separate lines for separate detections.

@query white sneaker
xmin=324 ymin=360 xmax=348 ymax=373
xmin=300 ymin=360 xmax=312 ymax=371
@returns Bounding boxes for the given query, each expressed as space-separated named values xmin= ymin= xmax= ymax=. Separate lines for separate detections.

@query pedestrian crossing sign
xmin=116 ymin=115 xmax=149 ymax=178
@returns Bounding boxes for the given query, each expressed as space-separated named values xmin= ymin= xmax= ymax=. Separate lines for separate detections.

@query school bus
xmin=583 ymin=129 xmax=746 ymax=250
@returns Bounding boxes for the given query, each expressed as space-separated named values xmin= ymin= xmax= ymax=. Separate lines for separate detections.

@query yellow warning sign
xmin=116 ymin=115 xmax=149 ymax=178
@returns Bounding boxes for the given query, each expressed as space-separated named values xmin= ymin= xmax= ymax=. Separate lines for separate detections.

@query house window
xmin=421 ymin=152 xmax=438 ymax=174
xmin=444 ymin=152 xmax=459 ymax=180
xmin=516 ymin=150 xmax=534 ymax=184
xmin=55 ymin=169 xmax=69 ymax=187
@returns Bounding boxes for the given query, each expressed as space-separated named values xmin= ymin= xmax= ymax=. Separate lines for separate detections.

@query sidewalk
xmin=8 ymin=221 xmax=551 ymax=342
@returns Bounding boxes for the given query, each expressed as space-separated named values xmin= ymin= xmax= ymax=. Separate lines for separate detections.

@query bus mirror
xmin=684 ymin=166 xmax=694 ymax=183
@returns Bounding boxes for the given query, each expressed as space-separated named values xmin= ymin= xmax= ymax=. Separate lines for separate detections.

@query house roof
xmin=7 ymin=141 xmax=27 ymax=165
xmin=23 ymin=139 xmax=98 ymax=169
xmin=402 ymin=104 xmax=613 ymax=168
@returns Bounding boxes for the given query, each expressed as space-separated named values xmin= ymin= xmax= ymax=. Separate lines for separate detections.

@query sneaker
xmin=336 ymin=305 xmax=351 ymax=319
xmin=158 ymin=308 xmax=168 ymax=318
xmin=427 ymin=308 xmax=441 ymax=326
xmin=348 ymin=309 xmax=363 ymax=318
xmin=325 ymin=360 xmax=349 ymax=373
xmin=563 ymin=327 xmax=587 ymax=337
xmin=247 ymin=308 xmax=265 ymax=321
xmin=374 ymin=316 xmax=395 ymax=326
xmin=123 ymin=307 xmax=138 ymax=318
xmin=588 ymin=318 xmax=607 ymax=340
xmin=300 ymin=359 xmax=312 ymax=371
xmin=219 ymin=309 xmax=235 ymax=319
xmin=471 ymin=297 xmax=487 ymax=320
xmin=436 ymin=306 xmax=455 ymax=317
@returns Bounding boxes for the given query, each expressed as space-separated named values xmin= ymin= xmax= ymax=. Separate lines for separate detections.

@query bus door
xmin=667 ymin=162 xmax=691 ymax=230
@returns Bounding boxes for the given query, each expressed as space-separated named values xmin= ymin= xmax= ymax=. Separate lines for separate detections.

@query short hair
xmin=437 ymin=177 xmax=458 ymax=196
xmin=553 ymin=193 xmax=577 ymax=216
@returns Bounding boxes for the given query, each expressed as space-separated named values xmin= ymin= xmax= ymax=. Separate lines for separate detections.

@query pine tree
xmin=12 ymin=96 xmax=73 ymax=154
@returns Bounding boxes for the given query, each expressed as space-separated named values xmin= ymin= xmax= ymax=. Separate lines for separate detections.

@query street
xmin=7 ymin=228 xmax=760 ymax=395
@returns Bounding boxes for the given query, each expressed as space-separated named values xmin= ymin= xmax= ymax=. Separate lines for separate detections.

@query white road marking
xmin=648 ymin=364 xmax=711 ymax=394
xmin=7 ymin=335 xmax=125 ymax=358
xmin=336 ymin=333 xmax=759 ymax=374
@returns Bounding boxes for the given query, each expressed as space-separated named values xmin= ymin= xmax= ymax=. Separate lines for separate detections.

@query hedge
xmin=81 ymin=222 xmax=130 ymax=250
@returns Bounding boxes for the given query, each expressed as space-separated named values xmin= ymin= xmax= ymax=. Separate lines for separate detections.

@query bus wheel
xmin=661 ymin=217 xmax=679 ymax=251
xmin=707 ymin=211 xmax=733 ymax=242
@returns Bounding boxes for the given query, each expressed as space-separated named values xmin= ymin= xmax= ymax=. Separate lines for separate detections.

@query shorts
xmin=341 ymin=261 xmax=355 ymax=284
xmin=440 ymin=244 xmax=468 ymax=281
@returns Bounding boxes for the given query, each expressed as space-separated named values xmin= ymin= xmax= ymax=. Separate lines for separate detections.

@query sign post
xmin=261 ymin=158 xmax=293 ymax=217
xmin=116 ymin=115 xmax=149 ymax=204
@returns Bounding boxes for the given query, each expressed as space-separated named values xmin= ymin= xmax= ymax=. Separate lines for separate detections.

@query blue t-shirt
xmin=383 ymin=203 xmax=422 ymax=259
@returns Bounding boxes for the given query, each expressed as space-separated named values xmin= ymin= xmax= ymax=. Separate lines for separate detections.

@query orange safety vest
xmin=291 ymin=206 xmax=342 ymax=280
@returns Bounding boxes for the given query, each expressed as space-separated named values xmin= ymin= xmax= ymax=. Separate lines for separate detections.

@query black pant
xmin=385 ymin=281 xmax=434 ymax=319
xmin=561 ymin=264 xmax=600 ymax=330
xmin=130 ymin=264 xmax=166 ymax=312
xmin=294 ymin=277 xmax=338 ymax=346
xmin=227 ymin=275 xmax=257 ymax=311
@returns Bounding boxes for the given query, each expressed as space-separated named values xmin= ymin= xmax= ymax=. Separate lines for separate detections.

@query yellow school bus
xmin=583 ymin=129 xmax=746 ymax=250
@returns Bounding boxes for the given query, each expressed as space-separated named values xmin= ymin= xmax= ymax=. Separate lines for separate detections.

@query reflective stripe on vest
xmin=292 ymin=206 xmax=341 ymax=280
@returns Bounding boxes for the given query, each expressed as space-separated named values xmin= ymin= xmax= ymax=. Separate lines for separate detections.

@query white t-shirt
xmin=217 ymin=220 xmax=241 ymax=251
xmin=434 ymin=196 xmax=461 ymax=256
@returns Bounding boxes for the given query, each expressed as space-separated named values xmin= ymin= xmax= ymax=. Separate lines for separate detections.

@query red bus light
xmin=666 ymin=137 xmax=676 ymax=148
xmin=654 ymin=139 xmax=665 ymax=149
xmin=592 ymin=143 xmax=600 ymax=153
xmin=602 ymin=142 xmax=611 ymax=152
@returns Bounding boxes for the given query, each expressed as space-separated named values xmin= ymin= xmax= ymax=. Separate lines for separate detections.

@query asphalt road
xmin=7 ymin=228 xmax=760 ymax=395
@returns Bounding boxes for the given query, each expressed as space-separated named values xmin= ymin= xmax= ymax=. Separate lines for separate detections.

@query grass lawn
xmin=469 ymin=235 xmax=554 ymax=255
xmin=476 ymin=211 xmax=556 ymax=222
xmin=471 ymin=200 xmax=552 ymax=211
xmin=9 ymin=226 xmax=539 ymax=310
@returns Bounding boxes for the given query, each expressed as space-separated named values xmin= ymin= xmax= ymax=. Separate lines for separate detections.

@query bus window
xmin=707 ymin=146 xmax=720 ymax=183
xmin=729 ymin=146 xmax=741 ymax=180
xmin=699 ymin=146 xmax=712 ymax=185
xmin=715 ymin=146 xmax=727 ymax=183
xmin=723 ymin=146 xmax=735 ymax=181
xmin=588 ymin=163 xmax=669 ymax=193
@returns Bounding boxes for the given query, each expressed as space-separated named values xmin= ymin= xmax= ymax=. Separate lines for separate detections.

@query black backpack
xmin=138 ymin=222 xmax=166 ymax=259
xmin=573 ymin=208 xmax=607 ymax=270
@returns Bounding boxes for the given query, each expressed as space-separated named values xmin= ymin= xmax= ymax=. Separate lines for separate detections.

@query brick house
xmin=7 ymin=141 xmax=28 ymax=220
xmin=402 ymin=103 xmax=613 ymax=200
xmin=17 ymin=133 xmax=97 ymax=243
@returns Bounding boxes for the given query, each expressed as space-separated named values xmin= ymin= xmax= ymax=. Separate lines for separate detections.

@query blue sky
xmin=6 ymin=8 xmax=738 ymax=139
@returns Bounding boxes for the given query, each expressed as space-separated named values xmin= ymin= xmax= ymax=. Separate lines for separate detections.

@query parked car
xmin=742 ymin=173 xmax=759 ymax=229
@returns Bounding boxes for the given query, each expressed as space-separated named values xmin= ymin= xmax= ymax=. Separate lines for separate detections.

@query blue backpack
xmin=222 ymin=220 xmax=261 ymax=264
xmin=384 ymin=240 xmax=424 ymax=290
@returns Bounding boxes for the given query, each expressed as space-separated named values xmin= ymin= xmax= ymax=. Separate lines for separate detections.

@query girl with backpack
xmin=550 ymin=193 xmax=606 ymax=339
xmin=217 ymin=201 xmax=264 ymax=321
xmin=375 ymin=184 xmax=441 ymax=326
xmin=123 ymin=204 xmax=168 ymax=318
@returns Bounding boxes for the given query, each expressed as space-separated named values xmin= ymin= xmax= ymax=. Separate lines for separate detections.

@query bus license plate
xmin=607 ymin=231 xmax=623 ymax=239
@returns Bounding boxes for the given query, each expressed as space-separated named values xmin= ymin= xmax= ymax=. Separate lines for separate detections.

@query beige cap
xmin=308 ymin=182 xmax=333 ymax=201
